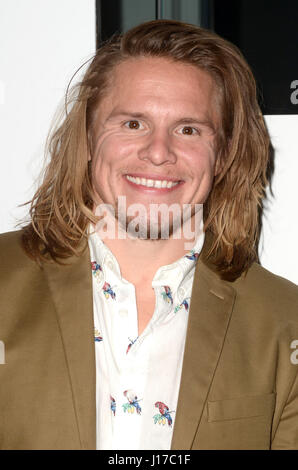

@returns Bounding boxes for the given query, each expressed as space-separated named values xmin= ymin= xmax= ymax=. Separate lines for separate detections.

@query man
xmin=0 ymin=20 xmax=297 ymax=450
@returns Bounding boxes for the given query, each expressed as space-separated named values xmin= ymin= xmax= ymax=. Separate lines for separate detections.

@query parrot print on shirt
xmin=94 ymin=328 xmax=103 ymax=342
xmin=91 ymin=261 xmax=103 ymax=280
xmin=174 ymin=299 xmax=189 ymax=313
xmin=122 ymin=390 xmax=142 ymax=415
xmin=162 ymin=286 xmax=173 ymax=304
xmin=126 ymin=337 xmax=138 ymax=354
xmin=110 ymin=396 xmax=116 ymax=416
xmin=185 ymin=250 xmax=199 ymax=262
xmin=102 ymin=282 xmax=116 ymax=300
xmin=153 ymin=401 xmax=175 ymax=426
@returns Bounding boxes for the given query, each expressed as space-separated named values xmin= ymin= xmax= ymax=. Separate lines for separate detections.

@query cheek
xmin=93 ymin=134 xmax=137 ymax=172
xmin=184 ymin=141 xmax=216 ymax=176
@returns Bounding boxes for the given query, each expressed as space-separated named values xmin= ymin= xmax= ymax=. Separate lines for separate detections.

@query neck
xmin=103 ymin=236 xmax=194 ymax=285
xmin=92 ymin=209 xmax=203 ymax=285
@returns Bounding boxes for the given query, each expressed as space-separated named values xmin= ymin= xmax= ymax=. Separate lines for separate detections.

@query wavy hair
xmin=22 ymin=20 xmax=270 ymax=281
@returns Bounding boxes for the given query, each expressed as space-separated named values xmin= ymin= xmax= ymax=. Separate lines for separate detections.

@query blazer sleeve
xmin=271 ymin=368 xmax=298 ymax=449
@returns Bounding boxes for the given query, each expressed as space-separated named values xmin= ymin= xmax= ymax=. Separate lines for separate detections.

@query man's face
xmin=90 ymin=57 xmax=219 ymax=236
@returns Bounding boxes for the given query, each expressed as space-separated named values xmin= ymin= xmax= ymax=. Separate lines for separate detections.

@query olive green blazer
xmin=0 ymin=230 xmax=297 ymax=449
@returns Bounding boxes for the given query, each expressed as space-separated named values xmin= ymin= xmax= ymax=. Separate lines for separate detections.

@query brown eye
xmin=127 ymin=120 xmax=140 ymax=129
xmin=182 ymin=126 xmax=195 ymax=135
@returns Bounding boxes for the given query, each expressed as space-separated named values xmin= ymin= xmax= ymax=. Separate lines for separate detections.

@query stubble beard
xmin=114 ymin=199 xmax=198 ymax=241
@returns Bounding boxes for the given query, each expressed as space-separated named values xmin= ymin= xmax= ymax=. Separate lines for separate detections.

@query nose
xmin=137 ymin=129 xmax=177 ymax=165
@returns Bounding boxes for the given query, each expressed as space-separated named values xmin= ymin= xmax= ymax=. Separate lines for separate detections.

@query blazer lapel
xmin=171 ymin=258 xmax=236 ymax=450
xmin=42 ymin=245 xmax=96 ymax=450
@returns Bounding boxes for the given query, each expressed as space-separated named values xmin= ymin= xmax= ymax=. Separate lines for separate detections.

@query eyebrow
xmin=106 ymin=111 xmax=147 ymax=121
xmin=106 ymin=110 xmax=216 ymax=132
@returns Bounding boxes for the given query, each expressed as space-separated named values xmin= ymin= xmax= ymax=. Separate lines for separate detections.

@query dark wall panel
xmin=213 ymin=0 xmax=298 ymax=114
xmin=96 ymin=0 xmax=298 ymax=115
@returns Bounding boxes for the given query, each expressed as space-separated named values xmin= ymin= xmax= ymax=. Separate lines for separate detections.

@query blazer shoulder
xmin=242 ymin=262 xmax=298 ymax=295
xmin=0 ymin=229 xmax=22 ymax=246
xmin=233 ymin=262 xmax=298 ymax=322
xmin=0 ymin=230 xmax=36 ymax=271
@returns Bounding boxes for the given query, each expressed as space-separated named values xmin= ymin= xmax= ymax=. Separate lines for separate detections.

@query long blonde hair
xmin=22 ymin=20 xmax=270 ymax=281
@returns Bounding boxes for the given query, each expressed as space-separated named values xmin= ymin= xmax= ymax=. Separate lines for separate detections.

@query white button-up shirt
xmin=88 ymin=229 xmax=205 ymax=450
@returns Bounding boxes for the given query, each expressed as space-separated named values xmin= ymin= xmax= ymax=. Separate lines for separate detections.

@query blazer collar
xmin=171 ymin=253 xmax=236 ymax=449
xmin=42 ymin=244 xmax=96 ymax=450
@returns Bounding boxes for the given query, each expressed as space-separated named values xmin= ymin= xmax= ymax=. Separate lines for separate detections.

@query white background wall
xmin=0 ymin=1 xmax=297 ymax=285
xmin=260 ymin=115 xmax=298 ymax=285
xmin=0 ymin=0 xmax=96 ymax=229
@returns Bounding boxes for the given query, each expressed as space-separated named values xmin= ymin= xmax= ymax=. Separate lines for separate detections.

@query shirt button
xmin=107 ymin=261 xmax=114 ymax=270
xmin=119 ymin=309 xmax=128 ymax=317
xmin=178 ymin=287 xmax=185 ymax=298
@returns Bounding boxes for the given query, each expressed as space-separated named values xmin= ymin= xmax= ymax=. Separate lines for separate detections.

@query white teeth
xmin=126 ymin=175 xmax=179 ymax=188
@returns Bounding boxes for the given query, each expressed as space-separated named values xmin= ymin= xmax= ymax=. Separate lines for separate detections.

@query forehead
xmin=112 ymin=56 xmax=213 ymax=88
xmin=96 ymin=57 xmax=219 ymax=124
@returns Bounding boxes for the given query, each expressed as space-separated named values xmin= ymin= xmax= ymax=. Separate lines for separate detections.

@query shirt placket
xmin=111 ymin=281 xmax=150 ymax=450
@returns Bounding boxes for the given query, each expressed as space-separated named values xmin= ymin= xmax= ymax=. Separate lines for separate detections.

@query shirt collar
xmin=88 ymin=217 xmax=205 ymax=293
xmin=151 ymin=223 xmax=204 ymax=293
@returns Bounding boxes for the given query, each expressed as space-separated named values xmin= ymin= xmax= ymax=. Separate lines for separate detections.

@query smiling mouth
xmin=125 ymin=175 xmax=181 ymax=189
